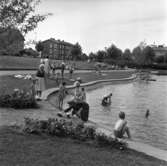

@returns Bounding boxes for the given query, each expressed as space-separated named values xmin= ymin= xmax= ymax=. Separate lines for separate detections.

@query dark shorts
xmin=114 ymin=130 xmax=123 ymax=138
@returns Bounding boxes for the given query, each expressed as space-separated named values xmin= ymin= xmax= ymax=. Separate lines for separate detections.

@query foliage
xmin=96 ymin=50 xmax=106 ymax=62
xmin=0 ymin=88 xmax=38 ymax=109
xmin=132 ymin=46 xmax=143 ymax=65
xmin=23 ymin=118 xmax=96 ymax=139
xmin=132 ymin=45 xmax=156 ymax=66
xmin=35 ymin=41 xmax=44 ymax=52
xmin=95 ymin=133 xmax=127 ymax=150
xmin=23 ymin=117 xmax=127 ymax=149
xmin=19 ymin=48 xmax=39 ymax=57
xmin=88 ymin=52 xmax=96 ymax=61
xmin=0 ymin=0 xmax=52 ymax=36
xmin=105 ymin=44 xmax=122 ymax=60
xmin=70 ymin=42 xmax=82 ymax=60
xmin=122 ymin=49 xmax=133 ymax=61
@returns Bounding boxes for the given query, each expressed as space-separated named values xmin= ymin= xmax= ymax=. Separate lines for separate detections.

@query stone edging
xmin=91 ymin=123 xmax=167 ymax=162
xmin=41 ymin=74 xmax=137 ymax=100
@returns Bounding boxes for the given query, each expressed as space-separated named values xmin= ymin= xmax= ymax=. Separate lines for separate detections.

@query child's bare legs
xmin=37 ymin=90 xmax=42 ymax=98
xmin=59 ymin=98 xmax=63 ymax=110
xmin=122 ymin=126 xmax=131 ymax=139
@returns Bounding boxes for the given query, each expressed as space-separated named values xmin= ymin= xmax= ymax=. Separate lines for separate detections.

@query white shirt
xmin=114 ymin=119 xmax=127 ymax=131
xmin=44 ymin=58 xmax=49 ymax=73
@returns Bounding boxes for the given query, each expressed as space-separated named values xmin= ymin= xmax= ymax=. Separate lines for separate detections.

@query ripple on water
xmin=87 ymin=75 xmax=167 ymax=150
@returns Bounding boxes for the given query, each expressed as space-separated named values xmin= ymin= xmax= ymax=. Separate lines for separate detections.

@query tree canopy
xmin=0 ymin=0 xmax=51 ymax=36
xmin=70 ymin=42 xmax=82 ymax=60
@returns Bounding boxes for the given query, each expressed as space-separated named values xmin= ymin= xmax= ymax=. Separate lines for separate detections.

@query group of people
xmin=40 ymin=57 xmax=75 ymax=80
xmin=57 ymin=80 xmax=131 ymax=140
xmin=57 ymin=80 xmax=89 ymax=122
xmin=33 ymin=56 xmax=76 ymax=99
xmin=34 ymin=57 xmax=131 ymax=140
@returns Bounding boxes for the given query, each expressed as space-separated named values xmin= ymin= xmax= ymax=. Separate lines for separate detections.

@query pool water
xmin=86 ymin=75 xmax=167 ymax=150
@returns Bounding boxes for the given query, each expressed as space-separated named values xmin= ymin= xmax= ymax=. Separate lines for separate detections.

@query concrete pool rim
xmin=42 ymin=74 xmax=137 ymax=101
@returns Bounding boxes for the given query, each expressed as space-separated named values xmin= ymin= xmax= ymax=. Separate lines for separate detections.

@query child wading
xmin=102 ymin=93 xmax=112 ymax=106
xmin=58 ymin=82 xmax=68 ymax=110
xmin=114 ymin=111 xmax=131 ymax=139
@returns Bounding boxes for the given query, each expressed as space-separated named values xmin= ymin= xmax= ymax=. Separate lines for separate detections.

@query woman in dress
xmin=36 ymin=64 xmax=46 ymax=98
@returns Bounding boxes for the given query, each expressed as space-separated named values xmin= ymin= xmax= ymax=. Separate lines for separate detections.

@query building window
xmin=49 ymin=49 xmax=52 ymax=54
xmin=50 ymin=44 xmax=53 ymax=48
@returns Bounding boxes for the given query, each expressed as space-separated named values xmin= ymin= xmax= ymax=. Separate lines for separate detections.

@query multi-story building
xmin=150 ymin=45 xmax=167 ymax=57
xmin=41 ymin=38 xmax=74 ymax=60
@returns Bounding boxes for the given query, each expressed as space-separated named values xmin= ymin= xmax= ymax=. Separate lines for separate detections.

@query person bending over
xmin=64 ymin=100 xmax=89 ymax=122
xmin=114 ymin=111 xmax=131 ymax=139
xmin=102 ymin=93 xmax=112 ymax=106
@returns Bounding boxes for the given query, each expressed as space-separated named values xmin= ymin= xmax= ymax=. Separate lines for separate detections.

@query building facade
xmin=151 ymin=45 xmax=167 ymax=57
xmin=41 ymin=38 xmax=74 ymax=60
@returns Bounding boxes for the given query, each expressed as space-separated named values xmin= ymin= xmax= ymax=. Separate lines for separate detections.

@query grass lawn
xmin=0 ymin=70 xmax=134 ymax=94
xmin=0 ymin=56 xmax=40 ymax=69
xmin=0 ymin=127 xmax=166 ymax=166
xmin=0 ymin=55 xmax=104 ymax=70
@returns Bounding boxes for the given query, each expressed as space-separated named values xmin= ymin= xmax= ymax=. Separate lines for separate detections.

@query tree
xmin=80 ymin=53 xmax=88 ymax=61
xmin=142 ymin=46 xmax=155 ymax=65
xmin=132 ymin=46 xmax=143 ymax=65
xmin=88 ymin=52 xmax=96 ymax=61
xmin=105 ymin=44 xmax=122 ymax=60
xmin=0 ymin=0 xmax=51 ymax=36
xmin=35 ymin=41 xmax=44 ymax=51
xmin=132 ymin=45 xmax=155 ymax=65
xmin=96 ymin=50 xmax=106 ymax=62
xmin=70 ymin=42 xmax=82 ymax=60
xmin=123 ymin=49 xmax=132 ymax=61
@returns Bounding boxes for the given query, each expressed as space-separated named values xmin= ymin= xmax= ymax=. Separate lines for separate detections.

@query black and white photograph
xmin=0 ymin=0 xmax=167 ymax=165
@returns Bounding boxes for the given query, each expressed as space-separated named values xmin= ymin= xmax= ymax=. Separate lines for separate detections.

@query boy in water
xmin=102 ymin=93 xmax=112 ymax=106
xmin=114 ymin=111 xmax=131 ymax=139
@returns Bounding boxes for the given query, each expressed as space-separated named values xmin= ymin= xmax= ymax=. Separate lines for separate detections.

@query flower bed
xmin=0 ymin=89 xmax=38 ymax=109
xmin=23 ymin=117 xmax=127 ymax=149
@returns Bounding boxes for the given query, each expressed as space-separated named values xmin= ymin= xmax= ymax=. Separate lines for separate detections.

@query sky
xmin=26 ymin=0 xmax=167 ymax=54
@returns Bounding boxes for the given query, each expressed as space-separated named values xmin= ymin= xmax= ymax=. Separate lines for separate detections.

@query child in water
xmin=102 ymin=93 xmax=112 ymax=106
xmin=114 ymin=111 xmax=131 ymax=139
xmin=145 ymin=109 xmax=150 ymax=119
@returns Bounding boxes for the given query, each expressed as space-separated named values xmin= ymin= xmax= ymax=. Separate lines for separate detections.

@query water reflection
xmin=87 ymin=75 xmax=167 ymax=150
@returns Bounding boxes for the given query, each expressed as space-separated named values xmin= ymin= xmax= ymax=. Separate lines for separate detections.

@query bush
xmin=95 ymin=133 xmax=127 ymax=150
xmin=0 ymin=89 xmax=38 ymax=109
xmin=23 ymin=118 xmax=95 ymax=140
xmin=23 ymin=117 xmax=127 ymax=149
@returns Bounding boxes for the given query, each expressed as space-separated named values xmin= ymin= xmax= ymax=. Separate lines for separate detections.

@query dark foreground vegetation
xmin=0 ymin=125 xmax=166 ymax=166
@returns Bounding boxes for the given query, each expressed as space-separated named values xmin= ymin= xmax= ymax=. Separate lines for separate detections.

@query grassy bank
xmin=0 ymin=55 xmax=102 ymax=70
xmin=0 ymin=70 xmax=134 ymax=94
xmin=0 ymin=127 xmax=166 ymax=166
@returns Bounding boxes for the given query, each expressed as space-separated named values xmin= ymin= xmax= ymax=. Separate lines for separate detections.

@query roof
xmin=42 ymin=38 xmax=73 ymax=47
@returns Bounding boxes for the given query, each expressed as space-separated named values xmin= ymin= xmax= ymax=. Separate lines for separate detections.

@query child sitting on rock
xmin=114 ymin=111 xmax=131 ymax=139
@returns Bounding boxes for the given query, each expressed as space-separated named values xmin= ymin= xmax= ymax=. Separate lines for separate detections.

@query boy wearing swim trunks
xmin=114 ymin=111 xmax=131 ymax=139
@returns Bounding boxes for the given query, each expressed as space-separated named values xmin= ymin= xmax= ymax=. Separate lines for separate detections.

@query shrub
xmin=0 ymin=89 xmax=38 ymax=109
xmin=95 ymin=133 xmax=127 ymax=150
xmin=23 ymin=117 xmax=127 ymax=150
